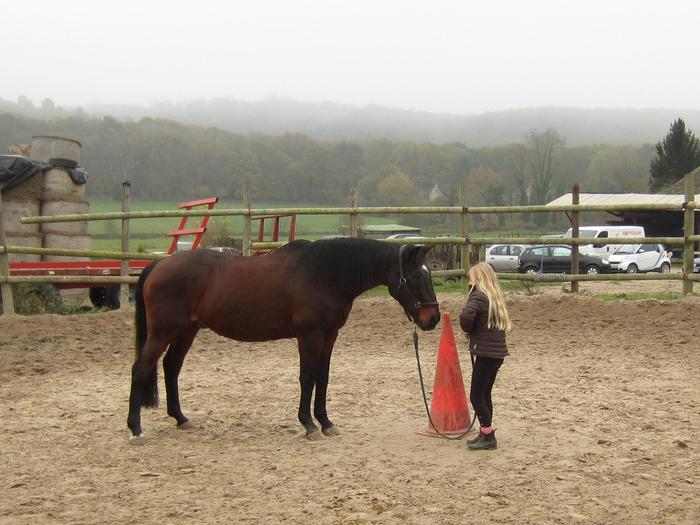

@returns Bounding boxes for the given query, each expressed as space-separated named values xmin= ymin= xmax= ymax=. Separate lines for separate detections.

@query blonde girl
xmin=459 ymin=263 xmax=511 ymax=450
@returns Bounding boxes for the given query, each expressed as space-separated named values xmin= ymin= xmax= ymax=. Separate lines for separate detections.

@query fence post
xmin=570 ymin=183 xmax=580 ymax=294
xmin=120 ymin=181 xmax=131 ymax=309
xmin=349 ymin=188 xmax=359 ymax=238
xmin=683 ymin=173 xmax=695 ymax=295
xmin=460 ymin=184 xmax=470 ymax=293
xmin=243 ymin=180 xmax=252 ymax=256
xmin=0 ymin=188 xmax=15 ymax=315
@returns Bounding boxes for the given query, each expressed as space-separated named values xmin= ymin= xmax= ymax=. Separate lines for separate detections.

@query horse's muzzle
xmin=417 ymin=307 xmax=440 ymax=331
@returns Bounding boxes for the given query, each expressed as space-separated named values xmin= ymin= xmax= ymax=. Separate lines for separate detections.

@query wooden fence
xmin=0 ymin=175 xmax=698 ymax=315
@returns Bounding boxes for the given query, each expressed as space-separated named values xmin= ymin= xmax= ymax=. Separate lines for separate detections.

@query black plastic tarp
xmin=0 ymin=155 xmax=88 ymax=192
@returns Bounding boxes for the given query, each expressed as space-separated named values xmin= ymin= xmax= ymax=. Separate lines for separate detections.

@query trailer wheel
xmin=89 ymin=287 xmax=108 ymax=308
xmin=89 ymin=286 xmax=107 ymax=308
xmin=105 ymin=286 xmax=120 ymax=309
xmin=90 ymin=286 xmax=121 ymax=309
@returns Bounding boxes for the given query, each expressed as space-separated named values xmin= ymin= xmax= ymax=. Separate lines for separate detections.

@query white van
xmin=563 ymin=225 xmax=645 ymax=260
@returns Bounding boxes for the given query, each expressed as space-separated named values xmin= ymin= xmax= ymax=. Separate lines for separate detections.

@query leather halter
xmin=398 ymin=245 xmax=439 ymax=310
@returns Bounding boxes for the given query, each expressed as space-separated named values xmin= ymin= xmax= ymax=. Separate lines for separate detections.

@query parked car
xmin=385 ymin=233 xmax=421 ymax=240
xmin=607 ymin=243 xmax=672 ymax=274
xmin=694 ymin=257 xmax=700 ymax=273
xmin=517 ymin=245 xmax=611 ymax=275
xmin=485 ymin=244 xmax=530 ymax=272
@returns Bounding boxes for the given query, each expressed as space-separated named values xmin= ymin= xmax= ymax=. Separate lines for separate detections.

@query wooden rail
xmin=17 ymin=201 xmax=698 ymax=224
xmin=1 ymin=175 xmax=698 ymax=314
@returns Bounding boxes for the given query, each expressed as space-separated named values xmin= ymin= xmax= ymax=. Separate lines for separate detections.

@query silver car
xmin=485 ymin=244 xmax=530 ymax=272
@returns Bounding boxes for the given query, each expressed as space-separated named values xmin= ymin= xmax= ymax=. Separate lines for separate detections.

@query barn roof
xmin=546 ymin=192 xmax=700 ymax=207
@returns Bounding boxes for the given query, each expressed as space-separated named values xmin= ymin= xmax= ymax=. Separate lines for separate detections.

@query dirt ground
xmin=0 ymin=283 xmax=698 ymax=524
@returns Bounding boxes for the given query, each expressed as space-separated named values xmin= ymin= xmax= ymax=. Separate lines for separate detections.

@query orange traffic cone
xmin=417 ymin=311 xmax=473 ymax=437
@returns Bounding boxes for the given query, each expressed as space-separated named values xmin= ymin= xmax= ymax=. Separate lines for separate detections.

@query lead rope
xmin=413 ymin=328 xmax=477 ymax=440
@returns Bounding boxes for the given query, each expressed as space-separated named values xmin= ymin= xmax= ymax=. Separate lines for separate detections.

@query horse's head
xmin=388 ymin=244 xmax=440 ymax=331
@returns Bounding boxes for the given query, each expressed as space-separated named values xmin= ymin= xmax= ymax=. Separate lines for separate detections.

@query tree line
xmin=1 ymin=110 xmax=697 ymax=230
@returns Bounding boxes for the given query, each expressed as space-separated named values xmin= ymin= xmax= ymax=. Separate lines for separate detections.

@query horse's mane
xmin=297 ymin=238 xmax=396 ymax=297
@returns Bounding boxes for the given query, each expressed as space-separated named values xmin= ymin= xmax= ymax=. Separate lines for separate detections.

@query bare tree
xmin=526 ymin=128 xmax=565 ymax=226
xmin=503 ymin=143 xmax=529 ymax=205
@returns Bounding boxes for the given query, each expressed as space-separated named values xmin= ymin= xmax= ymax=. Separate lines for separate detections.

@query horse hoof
xmin=305 ymin=429 xmax=323 ymax=441
xmin=177 ymin=420 xmax=193 ymax=430
xmin=129 ymin=433 xmax=145 ymax=445
xmin=322 ymin=425 xmax=340 ymax=437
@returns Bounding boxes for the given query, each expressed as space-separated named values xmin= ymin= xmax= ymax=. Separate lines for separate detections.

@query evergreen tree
xmin=649 ymin=118 xmax=700 ymax=191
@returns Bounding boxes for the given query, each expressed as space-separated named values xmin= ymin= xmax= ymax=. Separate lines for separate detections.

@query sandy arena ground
xmin=0 ymin=284 xmax=698 ymax=524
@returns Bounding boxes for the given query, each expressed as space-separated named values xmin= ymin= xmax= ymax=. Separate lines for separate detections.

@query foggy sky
xmin=4 ymin=0 xmax=699 ymax=114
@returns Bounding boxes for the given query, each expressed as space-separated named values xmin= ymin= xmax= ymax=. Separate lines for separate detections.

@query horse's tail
xmin=135 ymin=261 xmax=159 ymax=408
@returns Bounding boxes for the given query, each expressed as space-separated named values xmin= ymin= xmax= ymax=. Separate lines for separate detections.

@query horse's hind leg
xmin=315 ymin=330 xmax=339 ymax=437
xmin=127 ymin=335 xmax=168 ymax=439
xmin=163 ymin=326 xmax=199 ymax=429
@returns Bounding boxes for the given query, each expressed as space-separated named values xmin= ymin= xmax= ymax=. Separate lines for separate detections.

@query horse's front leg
xmin=297 ymin=331 xmax=324 ymax=440
xmin=314 ymin=330 xmax=339 ymax=437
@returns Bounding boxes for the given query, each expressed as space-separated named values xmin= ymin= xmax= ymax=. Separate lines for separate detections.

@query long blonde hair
xmin=468 ymin=263 xmax=512 ymax=331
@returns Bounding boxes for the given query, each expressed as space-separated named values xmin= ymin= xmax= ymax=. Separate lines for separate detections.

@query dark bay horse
xmin=127 ymin=238 xmax=440 ymax=441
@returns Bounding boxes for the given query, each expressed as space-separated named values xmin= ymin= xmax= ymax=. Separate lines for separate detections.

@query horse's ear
xmin=400 ymin=244 xmax=422 ymax=264
xmin=420 ymin=244 xmax=435 ymax=258
xmin=402 ymin=244 xmax=433 ymax=264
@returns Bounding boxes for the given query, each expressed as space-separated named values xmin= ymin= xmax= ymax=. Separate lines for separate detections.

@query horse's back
xmin=144 ymin=248 xmax=306 ymax=341
xmin=146 ymin=249 xmax=298 ymax=296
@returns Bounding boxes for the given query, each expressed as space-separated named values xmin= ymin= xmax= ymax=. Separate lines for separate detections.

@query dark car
xmin=695 ymin=257 xmax=700 ymax=273
xmin=517 ymin=245 xmax=611 ymax=275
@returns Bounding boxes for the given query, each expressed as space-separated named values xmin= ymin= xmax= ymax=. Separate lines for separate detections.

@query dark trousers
xmin=470 ymin=356 xmax=503 ymax=428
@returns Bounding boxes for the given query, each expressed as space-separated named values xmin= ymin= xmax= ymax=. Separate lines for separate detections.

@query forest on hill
xmin=2 ymin=96 xmax=688 ymax=230
xmin=88 ymin=100 xmax=699 ymax=147
xmin=3 ymin=95 xmax=698 ymax=146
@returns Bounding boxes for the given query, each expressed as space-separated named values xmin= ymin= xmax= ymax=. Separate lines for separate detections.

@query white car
xmin=485 ymin=244 xmax=530 ymax=272
xmin=608 ymin=243 xmax=672 ymax=274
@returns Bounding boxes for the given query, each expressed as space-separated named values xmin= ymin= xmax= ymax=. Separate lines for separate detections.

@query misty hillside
xmin=87 ymin=98 xmax=700 ymax=146
xmin=85 ymin=99 xmax=700 ymax=146
xmin=2 ymin=96 xmax=698 ymax=146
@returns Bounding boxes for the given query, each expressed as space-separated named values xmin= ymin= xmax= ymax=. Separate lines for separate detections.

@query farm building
xmin=546 ymin=188 xmax=700 ymax=239
xmin=428 ymin=184 xmax=446 ymax=202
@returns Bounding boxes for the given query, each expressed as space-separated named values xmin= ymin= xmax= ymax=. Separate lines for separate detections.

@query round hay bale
xmin=5 ymin=233 xmax=42 ymax=262
xmin=42 ymin=233 xmax=91 ymax=262
xmin=1 ymin=200 xmax=41 ymax=235
xmin=30 ymin=136 xmax=81 ymax=163
xmin=2 ymin=171 xmax=45 ymax=202
xmin=43 ymin=168 xmax=86 ymax=201
xmin=40 ymin=200 xmax=89 ymax=235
